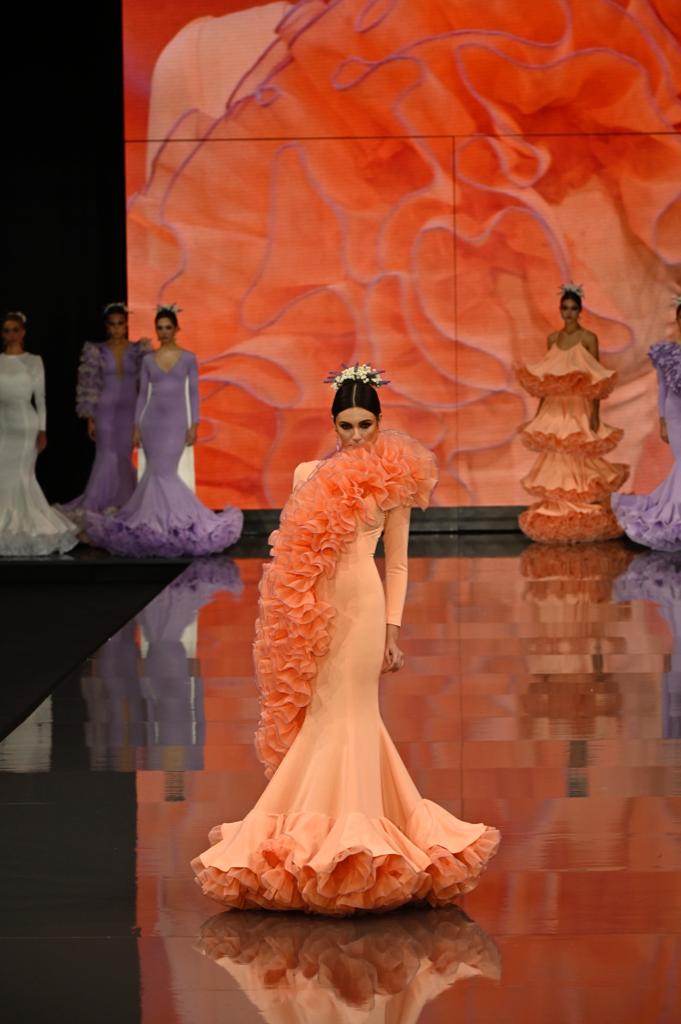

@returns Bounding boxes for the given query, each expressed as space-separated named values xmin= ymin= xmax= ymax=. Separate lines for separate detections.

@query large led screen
xmin=124 ymin=0 xmax=681 ymax=508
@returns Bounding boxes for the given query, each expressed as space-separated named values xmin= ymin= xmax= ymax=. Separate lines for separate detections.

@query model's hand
xmin=382 ymin=624 xmax=405 ymax=674
xmin=87 ymin=417 xmax=96 ymax=441
xmin=660 ymin=418 xmax=669 ymax=444
xmin=186 ymin=424 xmax=198 ymax=446
xmin=132 ymin=425 xmax=142 ymax=448
xmin=36 ymin=431 xmax=47 ymax=453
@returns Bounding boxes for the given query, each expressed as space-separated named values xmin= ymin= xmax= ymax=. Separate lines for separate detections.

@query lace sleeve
xmin=75 ymin=342 xmax=103 ymax=418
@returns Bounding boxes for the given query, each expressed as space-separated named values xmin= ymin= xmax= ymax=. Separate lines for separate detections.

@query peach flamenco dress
xmin=192 ymin=431 xmax=500 ymax=914
xmin=517 ymin=342 xmax=629 ymax=543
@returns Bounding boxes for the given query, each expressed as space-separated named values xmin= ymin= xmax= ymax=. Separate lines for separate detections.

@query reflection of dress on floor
xmin=192 ymin=431 xmax=500 ymax=915
xmin=0 ymin=353 xmax=78 ymax=556
xmin=613 ymin=342 xmax=681 ymax=550
xmin=614 ymin=552 xmax=681 ymax=739
xmin=517 ymin=343 xmax=628 ymax=543
xmin=85 ymin=351 xmax=243 ymax=556
xmin=61 ymin=340 xmax=151 ymax=522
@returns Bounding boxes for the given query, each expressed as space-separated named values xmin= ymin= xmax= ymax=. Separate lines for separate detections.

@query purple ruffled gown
xmin=613 ymin=341 xmax=681 ymax=550
xmin=85 ymin=350 xmax=243 ymax=557
xmin=61 ymin=340 xmax=151 ymax=521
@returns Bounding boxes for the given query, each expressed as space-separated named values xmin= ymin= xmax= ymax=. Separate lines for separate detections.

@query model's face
xmin=560 ymin=298 xmax=581 ymax=325
xmin=105 ymin=313 xmax=128 ymax=341
xmin=2 ymin=319 xmax=26 ymax=348
xmin=334 ymin=406 xmax=380 ymax=448
xmin=155 ymin=317 xmax=177 ymax=343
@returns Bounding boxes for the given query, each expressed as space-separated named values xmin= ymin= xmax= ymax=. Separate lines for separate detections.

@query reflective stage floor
xmin=1 ymin=540 xmax=680 ymax=1023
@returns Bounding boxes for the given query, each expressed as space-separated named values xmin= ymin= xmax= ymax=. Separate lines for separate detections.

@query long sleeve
xmin=187 ymin=354 xmax=200 ymax=425
xmin=383 ymin=505 xmax=411 ymax=627
xmin=134 ymin=356 xmax=152 ymax=424
xmin=657 ymin=366 xmax=668 ymax=416
xmin=31 ymin=356 xmax=47 ymax=431
xmin=75 ymin=342 xmax=103 ymax=418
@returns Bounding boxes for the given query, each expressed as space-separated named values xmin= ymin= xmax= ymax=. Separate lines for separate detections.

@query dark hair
xmin=104 ymin=304 xmax=128 ymax=320
xmin=331 ymin=379 xmax=382 ymax=420
xmin=155 ymin=308 xmax=179 ymax=327
xmin=2 ymin=313 xmax=27 ymax=330
xmin=560 ymin=289 xmax=583 ymax=312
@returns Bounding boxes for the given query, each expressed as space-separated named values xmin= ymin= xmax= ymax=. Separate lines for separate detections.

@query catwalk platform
xmin=0 ymin=536 xmax=679 ymax=1022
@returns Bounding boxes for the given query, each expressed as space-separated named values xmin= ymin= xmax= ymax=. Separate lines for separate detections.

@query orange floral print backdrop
xmin=124 ymin=0 xmax=681 ymax=508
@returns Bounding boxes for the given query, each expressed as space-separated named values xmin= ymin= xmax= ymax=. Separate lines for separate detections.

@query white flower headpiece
xmin=558 ymin=282 xmax=584 ymax=299
xmin=671 ymin=294 xmax=681 ymax=309
xmin=323 ymin=362 xmax=390 ymax=390
xmin=5 ymin=310 xmax=27 ymax=324
xmin=156 ymin=303 xmax=183 ymax=316
xmin=103 ymin=301 xmax=128 ymax=316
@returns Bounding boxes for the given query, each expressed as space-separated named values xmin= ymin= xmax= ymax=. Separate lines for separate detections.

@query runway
xmin=1 ymin=538 xmax=680 ymax=1023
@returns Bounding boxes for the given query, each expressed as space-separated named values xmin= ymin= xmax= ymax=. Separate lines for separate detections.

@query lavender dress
xmin=613 ymin=341 xmax=681 ymax=550
xmin=85 ymin=349 xmax=243 ymax=557
xmin=62 ymin=340 xmax=151 ymax=520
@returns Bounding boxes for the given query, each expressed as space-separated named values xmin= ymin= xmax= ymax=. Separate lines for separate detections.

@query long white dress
xmin=0 ymin=352 xmax=78 ymax=556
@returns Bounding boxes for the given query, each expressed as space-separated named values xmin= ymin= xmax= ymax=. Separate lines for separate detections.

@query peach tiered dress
xmin=517 ymin=342 xmax=629 ymax=543
xmin=192 ymin=431 xmax=500 ymax=914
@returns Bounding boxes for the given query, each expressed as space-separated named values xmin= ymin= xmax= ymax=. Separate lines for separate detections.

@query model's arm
xmin=132 ymin=357 xmax=151 ymax=447
xmin=32 ymin=356 xmax=48 ymax=451
xmin=658 ymin=367 xmax=669 ymax=443
xmin=75 ymin=343 xmax=103 ymax=440
xmin=186 ymin=354 xmax=200 ymax=445
xmin=585 ymin=331 xmax=601 ymax=430
xmin=382 ymin=505 xmax=411 ymax=673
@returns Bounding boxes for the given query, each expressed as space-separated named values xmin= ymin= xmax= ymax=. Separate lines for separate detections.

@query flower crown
xmin=323 ymin=362 xmax=390 ymax=391
xmin=103 ymin=301 xmax=128 ymax=316
xmin=156 ymin=303 xmax=183 ymax=316
xmin=672 ymin=294 xmax=681 ymax=309
xmin=5 ymin=310 xmax=27 ymax=324
xmin=558 ymin=282 xmax=584 ymax=298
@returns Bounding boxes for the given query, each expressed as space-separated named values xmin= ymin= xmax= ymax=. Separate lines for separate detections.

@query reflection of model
xmin=517 ymin=285 xmax=628 ymax=543
xmin=82 ymin=558 xmax=243 ymax=769
xmin=62 ymin=303 xmax=151 ymax=522
xmin=0 ymin=312 xmax=78 ymax=556
xmin=613 ymin=299 xmax=681 ymax=550
xmin=192 ymin=365 xmax=499 ymax=914
xmin=86 ymin=306 xmax=243 ymax=556
xmin=614 ymin=552 xmax=681 ymax=739
xmin=197 ymin=906 xmax=500 ymax=1020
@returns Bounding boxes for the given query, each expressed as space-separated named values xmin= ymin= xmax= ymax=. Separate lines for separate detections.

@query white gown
xmin=0 ymin=352 xmax=78 ymax=556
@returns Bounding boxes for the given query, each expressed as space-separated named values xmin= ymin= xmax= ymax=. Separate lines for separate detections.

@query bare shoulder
xmin=547 ymin=331 xmax=559 ymax=347
xmin=581 ymin=329 xmax=599 ymax=351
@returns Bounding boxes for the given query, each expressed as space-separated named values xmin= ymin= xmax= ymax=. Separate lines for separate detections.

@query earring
xmin=335 ymin=435 xmax=341 ymax=451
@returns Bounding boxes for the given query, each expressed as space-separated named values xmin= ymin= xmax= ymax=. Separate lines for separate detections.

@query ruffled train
xmin=613 ymin=465 xmax=681 ymax=552
xmin=192 ymin=803 xmax=500 ymax=916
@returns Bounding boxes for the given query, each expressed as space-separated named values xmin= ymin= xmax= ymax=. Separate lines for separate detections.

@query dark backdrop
xmin=1 ymin=3 xmax=128 ymax=503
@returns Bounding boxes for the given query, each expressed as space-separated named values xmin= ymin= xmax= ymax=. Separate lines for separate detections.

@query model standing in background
xmin=192 ymin=364 xmax=499 ymax=914
xmin=60 ymin=303 xmax=151 ymax=524
xmin=516 ymin=284 xmax=628 ymax=543
xmin=85 ymin=305 xmax=242 ymax=557
xmin=0 ymin=312 xmax=78 ymax=556
xmin=612 ymin=297 xmax=681 ymax=550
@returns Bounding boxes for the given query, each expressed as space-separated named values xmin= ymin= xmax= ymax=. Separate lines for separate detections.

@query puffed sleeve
xmin=31 ymin=356 xmax=47 ymax=431
xmin=75 ymin=342 xmax=104 ymax=418
xmin=134 ymin=356 xmax=152 ymax=424
xmin=383 ymin=505 xmax=411 ymax=627
xmin=187 ymin=354 xmax=200 ymax=425
xmin=657 ymin=367 xmax=668 ymax=416
xmin=292 ymin=461 xmax=319 ymax=492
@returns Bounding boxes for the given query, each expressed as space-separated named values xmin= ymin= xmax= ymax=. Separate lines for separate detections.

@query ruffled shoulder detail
xmin=75 ymin=342 xmax=105 ymax=417
xmin=649 ymin=341 xmax=681 ymax=394
xmin=254 ymin=431 xmax=437 ymax=777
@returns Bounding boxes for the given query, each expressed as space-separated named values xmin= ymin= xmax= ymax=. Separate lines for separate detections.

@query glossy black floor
xmin=1 ymin=534 xmax=680 ymax=1024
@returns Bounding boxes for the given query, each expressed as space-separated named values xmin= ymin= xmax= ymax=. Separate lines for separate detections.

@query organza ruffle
xmin=519 ymin=425 xmax=623 ymax=456
xmin=519 ymin=501 xmax=624 ymax=544
xmin=254 ymin=431 xmax=437 ymax=777
xmin=0 ymin=526 xmax=78 ymax=558
xmin=649 ymin=341 xmax=681 ymax=397
xmin=612 ymin=492 xmax=681 ymax=552
xmin=522 ymin=453 xmax=629 ymax=503
xmin=196 ymin=905 xmax=501 ymax=1005
xmin=85 ymin=506 xmax=243 ymax=557
xmin=192 ymin=802 xmax=500 ymax=916
xmin=516 ymin=365 xmax=617 ymax=400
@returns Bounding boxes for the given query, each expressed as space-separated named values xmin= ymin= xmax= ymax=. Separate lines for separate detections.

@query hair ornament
xmin=559 ymin=282 xmax=584 ymax=299
xmin=671 ymin=294 xmax=681 ymax=309
xmin=156 ymin=303 xmax=183 ymax=316
xmin=323 ymin=362 xmax=390 ymax=391
xmin=103 ymin=302 xmax=128 ymax=316
xmin=5 ymin=310 xmax=27 ymax=324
